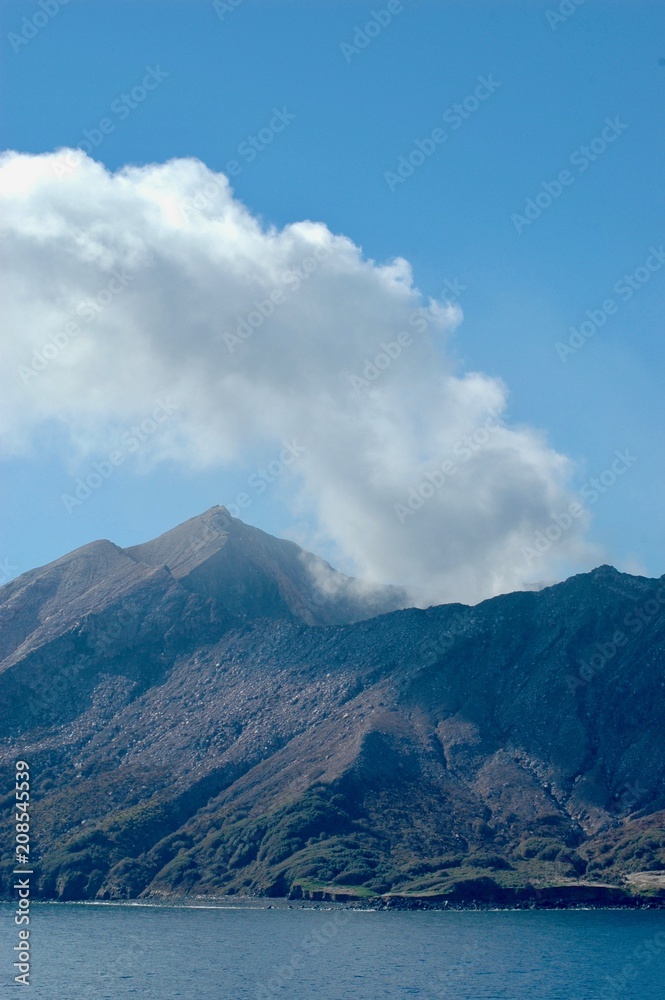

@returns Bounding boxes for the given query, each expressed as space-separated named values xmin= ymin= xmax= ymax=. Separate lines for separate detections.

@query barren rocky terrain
xmin=1 ymin=507 xmax=663 ymax=905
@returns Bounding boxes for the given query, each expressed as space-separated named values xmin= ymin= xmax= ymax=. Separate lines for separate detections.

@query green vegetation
xmin=8 ymin=768 xmax=660 ymax=906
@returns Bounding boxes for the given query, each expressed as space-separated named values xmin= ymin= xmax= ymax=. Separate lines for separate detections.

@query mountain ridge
xmin=1 ymin=509 xmax=663 ymax=907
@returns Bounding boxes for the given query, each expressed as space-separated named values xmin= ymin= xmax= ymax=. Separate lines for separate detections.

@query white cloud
xmin=0 ymin=149 xmax=600 ymax=604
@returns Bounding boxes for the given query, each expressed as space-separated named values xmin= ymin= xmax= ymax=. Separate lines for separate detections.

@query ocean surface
xmin=1 ymin=902 xmax=664 ymax=998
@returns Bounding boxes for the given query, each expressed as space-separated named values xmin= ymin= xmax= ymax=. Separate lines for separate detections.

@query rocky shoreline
xmin=14 ymin=893 xmax=662 ymax=911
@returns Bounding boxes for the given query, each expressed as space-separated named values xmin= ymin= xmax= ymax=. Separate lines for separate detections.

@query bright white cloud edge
xmin=0 ymin=149 xmax=602 ymax=605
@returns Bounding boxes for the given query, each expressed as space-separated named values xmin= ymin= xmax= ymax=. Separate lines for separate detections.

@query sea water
xmin=1 ymin=902 xmax=663 ymax=998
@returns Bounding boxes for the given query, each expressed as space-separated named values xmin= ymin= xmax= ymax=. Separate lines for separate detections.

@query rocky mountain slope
xmin=0 ymin=508 xmax=664 ymax=906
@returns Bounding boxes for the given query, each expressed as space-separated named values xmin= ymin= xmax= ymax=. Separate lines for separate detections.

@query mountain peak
xmin=0 ymin=507 xmax=409 ymax=645
xmin=124 ymin=507 xmax=409 ymax=625
xmin=1 ymin=512 xmax=664 ymax=906
xmin=1 ymin=522 xmax=664 ymax=906
xmin=125 ymin=506 xmax=234 ymax=579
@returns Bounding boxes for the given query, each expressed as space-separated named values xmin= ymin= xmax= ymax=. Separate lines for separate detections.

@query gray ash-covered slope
xmin=125 ymin=506 xmax=409 ymax=624
xmin=0 ymin=509 xmax=664 ymax=906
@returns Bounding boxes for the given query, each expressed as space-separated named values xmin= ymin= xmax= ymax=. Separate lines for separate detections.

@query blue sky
xmin=1 ymin=0 xmax=664 ymax=599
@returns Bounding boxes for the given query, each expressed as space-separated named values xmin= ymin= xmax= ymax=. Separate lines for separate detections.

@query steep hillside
xmin=0 ymin=512 xmax=663 ymax=906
